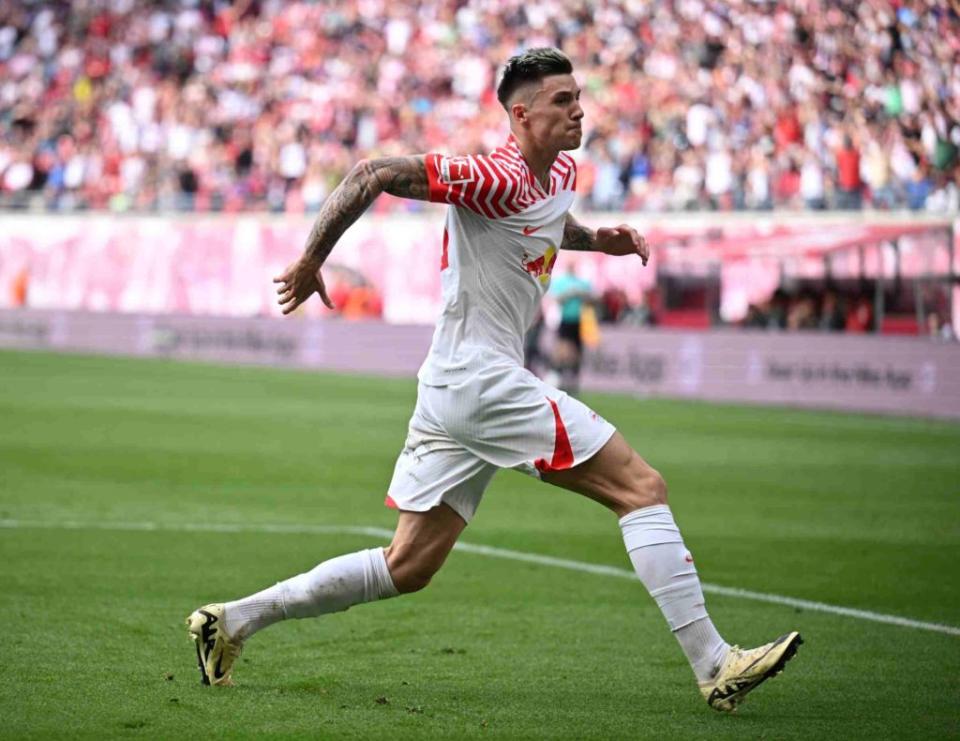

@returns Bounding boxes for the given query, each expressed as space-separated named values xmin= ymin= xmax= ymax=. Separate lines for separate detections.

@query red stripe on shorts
xmin=384 ymin=495 xmax=398 ymax=509
xmin=535 ymin=398 xmax=575 ymax=472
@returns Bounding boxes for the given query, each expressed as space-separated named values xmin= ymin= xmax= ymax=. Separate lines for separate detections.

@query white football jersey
xmin=419 ymin=135 xmax=577 ymax=385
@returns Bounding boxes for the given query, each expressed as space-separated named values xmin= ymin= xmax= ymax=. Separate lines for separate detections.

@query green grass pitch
xmin=1 ymin=349 xmax=958 ymax=739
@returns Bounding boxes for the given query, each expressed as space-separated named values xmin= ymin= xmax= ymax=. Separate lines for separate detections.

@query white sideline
xmin=2 ymin=517 xmax=958 ymax=638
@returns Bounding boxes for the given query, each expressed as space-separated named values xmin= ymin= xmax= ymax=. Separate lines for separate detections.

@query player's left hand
xmin=596 ymin=225 xmax=649 ymax=265
xmin=273 ymin=258 xmax=334 ymax=314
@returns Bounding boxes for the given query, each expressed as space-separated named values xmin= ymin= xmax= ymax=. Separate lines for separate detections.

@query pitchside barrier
xmin=1 ymin=212 xmax=958 ymax=418
xmin=1 ymin=212 xmax=955 ymax=324
xmin=1 ymin=308 xmax=958 ymax=420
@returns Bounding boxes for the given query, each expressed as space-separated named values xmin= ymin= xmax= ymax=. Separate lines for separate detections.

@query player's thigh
xmin=540 ymin=431 xmax=668 ymax=517
xmin=438 ymin=364 xmax=614 ymax=474
xmin=388 ymin=383 xmax=497 ymax=524
xmin=385 ymin=503 xmax=467 ymax=593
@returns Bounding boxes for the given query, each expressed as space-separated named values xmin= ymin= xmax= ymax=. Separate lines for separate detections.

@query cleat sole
xmin=185 ymin=605 xmax=240 ymax=687
xmin=186 ymin=613 xmax=211 ymax=686
xmin=193 ymin=639 xmax=210 ymax=686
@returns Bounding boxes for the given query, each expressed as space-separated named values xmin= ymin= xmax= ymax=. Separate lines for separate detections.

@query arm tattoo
xmin=303 ymin=156 xmax=430 ymax=265
xmin=561 ymin=214 xmax=597 ymax=251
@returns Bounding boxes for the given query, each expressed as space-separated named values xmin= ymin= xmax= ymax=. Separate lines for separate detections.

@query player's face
xmin=525 ymin=75 xmax=584 ymax=151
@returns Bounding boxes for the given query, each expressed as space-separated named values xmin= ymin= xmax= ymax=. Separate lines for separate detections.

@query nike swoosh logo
xmin=522 ymin=225 xmax=545 ymax=236
xmin=213 ymin=654 xmax=228 ymax=680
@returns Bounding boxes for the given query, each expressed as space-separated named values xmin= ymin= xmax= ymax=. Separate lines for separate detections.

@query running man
xmin=187 ymin=48 xmax=801 ymax=712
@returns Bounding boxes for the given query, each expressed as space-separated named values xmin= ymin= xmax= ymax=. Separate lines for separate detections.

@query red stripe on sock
xmin=534 ymin=398 xmax=575 ymax=473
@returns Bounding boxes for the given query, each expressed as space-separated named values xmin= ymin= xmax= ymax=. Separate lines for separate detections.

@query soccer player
xmin=187 ymin=48 xmax=801 ymax=712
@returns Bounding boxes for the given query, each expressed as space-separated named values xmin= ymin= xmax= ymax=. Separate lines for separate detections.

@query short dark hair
xmin=496 ymin=48 xmax=573 ymax=108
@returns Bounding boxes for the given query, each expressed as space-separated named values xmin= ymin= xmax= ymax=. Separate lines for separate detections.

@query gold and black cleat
xmin=699 ymin=631 xmax=803 ymax=712
xmin=186 ymin=603 xmax=243 ymax=686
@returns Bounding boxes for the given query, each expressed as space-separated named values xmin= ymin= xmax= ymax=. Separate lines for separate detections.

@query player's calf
xmin=384 ymin=532 xmax=457 ymax=593
xmin=186 ymin=547 xmax=400 ymax=685
xmin=384 ymin=504 xmax=465 ymax=593
xmin=383 ymin=557 xmax=437 ymax=593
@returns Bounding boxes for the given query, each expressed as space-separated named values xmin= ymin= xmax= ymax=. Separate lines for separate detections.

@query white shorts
xmin=386 ymin=363 xmax=616 ymax=523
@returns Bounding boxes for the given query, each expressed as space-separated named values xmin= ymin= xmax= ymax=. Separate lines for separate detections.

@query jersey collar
xmin=505 ymin=134 xmax=550 ymax=196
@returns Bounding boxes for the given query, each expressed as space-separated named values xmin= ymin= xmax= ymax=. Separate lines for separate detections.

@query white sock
xmin=224 ymin=547 xmax=399 ymax=641
xmin=620 ymin=505 xmax=729 ymax=682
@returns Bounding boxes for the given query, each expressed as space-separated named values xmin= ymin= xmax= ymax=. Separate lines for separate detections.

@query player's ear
xmin=511 ymin=101 xmax=528 ymax=126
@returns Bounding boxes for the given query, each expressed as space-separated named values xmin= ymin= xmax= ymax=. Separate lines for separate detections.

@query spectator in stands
xmin=325 ymin=264 xmax=384 ymax=321
xmin=862 ymin=136 xmax=896 ymax=209
xmin=905 ymin=165 xmax=934 ymax=210
xmin=845 ymin=294 xmax=874 ymax=333
xmin=786 ymin=291 xmax=818 ymax=330
xmin=599 ymin=287 xmax=629 ymax=324
xmin=0 ymin=0 xmax=957 ymax=214
xmin=742 ymin=303 xmax=767 ymax=330
xmin=767 ymin=289 xmax=790 ymax=330
xmin=834 ymin=135 xmax=862 ymax=210
xmin=817 ymin=289 xmax=847 ymax=332
xmin=800 ymin=151 xmax=826 ymax=210
xmin=926 ymin=311 xmax=956 ymax=342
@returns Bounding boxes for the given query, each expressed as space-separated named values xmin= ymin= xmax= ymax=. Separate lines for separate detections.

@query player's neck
xmin=512 ymin=134 xmax=558 ymax=189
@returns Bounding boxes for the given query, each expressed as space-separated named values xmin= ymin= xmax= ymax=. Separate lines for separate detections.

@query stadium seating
xmin=0 ymin=1 xmax=957 ymax=214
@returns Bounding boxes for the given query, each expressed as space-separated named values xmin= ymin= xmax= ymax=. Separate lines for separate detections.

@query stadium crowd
xmin=1 ymin=0 xmax=958 ymax=214
xmin=586 ymin=283 xmax=955 ymax=339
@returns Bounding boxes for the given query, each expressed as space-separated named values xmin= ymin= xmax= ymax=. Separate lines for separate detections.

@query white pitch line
xmin=2 ymin=518 xmax=958 ymax=638
xmin=449 ymin=541 xmax=960 ymax=636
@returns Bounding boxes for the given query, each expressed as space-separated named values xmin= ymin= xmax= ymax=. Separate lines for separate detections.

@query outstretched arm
xmin=561 ymin=214 xmax=650 ymax=266
xmin=275 ymin=156 xmax=430 ymax=314
xmin=561 ymin=214 xmax=598 ymax=252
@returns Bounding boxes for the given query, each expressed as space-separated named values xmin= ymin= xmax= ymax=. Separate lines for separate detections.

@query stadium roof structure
xmin=640 ymin=216 xmax=957 ymax=327
xmin=655 ymin=220 xmax=955 ymax=275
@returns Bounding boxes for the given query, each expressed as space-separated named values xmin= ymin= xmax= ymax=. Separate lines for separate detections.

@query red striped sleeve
xmin=427 ymin=152 xmax=530 ymax=218
xmin=465 ymin=162 xmax=498 ymax=218
xmin=425 ymin=153 xmax=479 ymax=208
xmin=424 ymin=153 xmax=450 ymax=203
xmin=487 ymin=158 xmax=518 ymax=217
xmin=473 ymin=157 xmax=512 ymax=218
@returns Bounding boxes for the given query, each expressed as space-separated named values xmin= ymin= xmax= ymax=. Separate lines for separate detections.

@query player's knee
xmin=646 ymin=468 xmax=669 ymax=505
xmin=624 ymin=460 xmax=669 ymax=510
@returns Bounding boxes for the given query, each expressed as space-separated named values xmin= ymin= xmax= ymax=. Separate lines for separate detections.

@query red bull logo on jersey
xmin=521 ymin=244 xmax=558 ymax=285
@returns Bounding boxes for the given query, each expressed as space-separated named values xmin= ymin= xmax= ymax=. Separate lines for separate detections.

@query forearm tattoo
xmin=561 ymin=215 xmax=597 ymax=251
xmin=303 ymin=156 xmax=430 ymax=264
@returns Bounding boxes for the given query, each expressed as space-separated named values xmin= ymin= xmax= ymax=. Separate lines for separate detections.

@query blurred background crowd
xmin=1 ymin=0 xmax=958 ymax=215
xmin=563 ymin=278 xmax=955 ymax=338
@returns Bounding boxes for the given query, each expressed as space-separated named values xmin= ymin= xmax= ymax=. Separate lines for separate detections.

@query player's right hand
xmin=273 ymin=258 xmax=334 ymax=314
xmin=595 ymin=224 xmax=649 ymax=265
